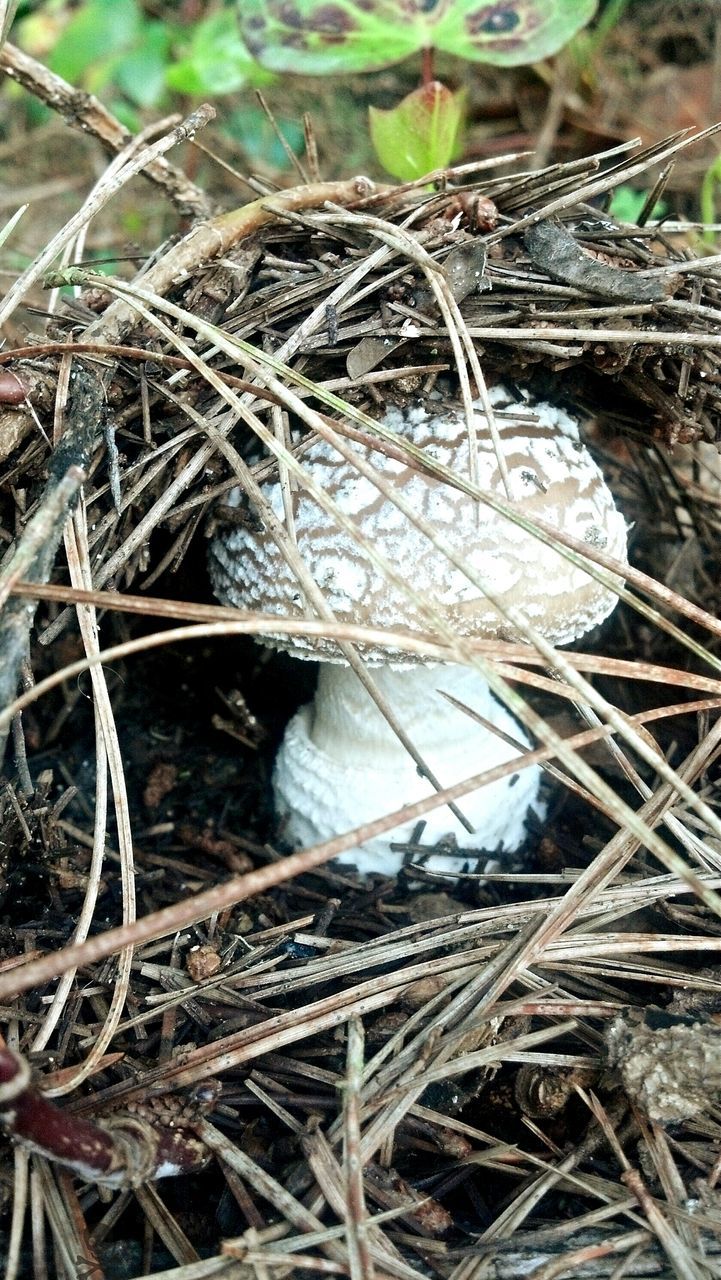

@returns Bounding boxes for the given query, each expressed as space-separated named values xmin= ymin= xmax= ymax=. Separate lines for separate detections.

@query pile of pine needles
xmin=0 ymin=45 xmax=721 ymax=1279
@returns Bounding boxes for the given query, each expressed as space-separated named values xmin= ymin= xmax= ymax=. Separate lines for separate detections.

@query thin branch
xmin=0 ymin=1046 xmax=210 ymax=1186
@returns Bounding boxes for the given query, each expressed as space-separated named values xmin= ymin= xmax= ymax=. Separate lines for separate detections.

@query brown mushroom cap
xmin=209 ymin=390 xmax=628 ymax=660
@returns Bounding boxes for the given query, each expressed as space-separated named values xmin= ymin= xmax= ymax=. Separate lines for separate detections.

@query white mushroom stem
xmin=273 ymin=661 xmax=543 ymax=876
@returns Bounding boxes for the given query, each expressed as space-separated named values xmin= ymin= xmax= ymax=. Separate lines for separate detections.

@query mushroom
xmin=209 ymin=387 xmax=628 ymax=875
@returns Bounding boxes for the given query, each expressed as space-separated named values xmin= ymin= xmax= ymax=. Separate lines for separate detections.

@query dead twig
xmin=0 ymin=41 xmax=212 ymax=219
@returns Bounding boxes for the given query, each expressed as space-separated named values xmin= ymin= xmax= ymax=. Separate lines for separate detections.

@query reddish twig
xmin=0 ymin=1047 xmax=211 ymax=1186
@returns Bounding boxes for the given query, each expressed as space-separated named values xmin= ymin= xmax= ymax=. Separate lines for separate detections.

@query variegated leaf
xmin=239 ymin=1 xmax=598 ymax=75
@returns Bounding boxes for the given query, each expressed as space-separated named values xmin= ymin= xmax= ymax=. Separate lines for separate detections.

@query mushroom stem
xmin=273 ymin=661 xmax=542 ymax=875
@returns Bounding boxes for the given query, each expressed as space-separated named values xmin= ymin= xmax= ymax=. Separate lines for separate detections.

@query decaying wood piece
xmin=606 ymin=1008 xmax=721 ymax=1123
xmin=524 ymin=219 xmax=679 ymax=302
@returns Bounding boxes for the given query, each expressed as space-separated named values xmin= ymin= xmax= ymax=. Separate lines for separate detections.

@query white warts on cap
xmin=210 ymin=387 xmax=627 ymax=661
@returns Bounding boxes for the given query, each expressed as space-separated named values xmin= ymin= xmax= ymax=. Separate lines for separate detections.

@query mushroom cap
xmin=209 ymin=387 xmax=628 ymax=660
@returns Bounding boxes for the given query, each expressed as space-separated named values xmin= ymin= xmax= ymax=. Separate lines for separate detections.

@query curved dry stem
xmin=81 ymin=175 xmax=385 ymax=349
xmin=40 ymin=509 xmax=136 ymax=1095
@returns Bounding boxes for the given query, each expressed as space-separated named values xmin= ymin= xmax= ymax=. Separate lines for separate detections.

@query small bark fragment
xmin=524 ymin=219 xmax=678 ymax=302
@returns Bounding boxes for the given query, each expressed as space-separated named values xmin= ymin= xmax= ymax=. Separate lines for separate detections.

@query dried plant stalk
xmin=0 ymin=1047 xmax=210 ymax=1185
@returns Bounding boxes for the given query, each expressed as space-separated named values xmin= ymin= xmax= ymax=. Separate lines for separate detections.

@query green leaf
xmin=239 ymin=0 xmax=598 ymax=75
xmin=369 ymin=81 xmax=465 ymax=181
xmin=166 ymin=10 xmax=272 ymax=97
xmin=115 ymin=22 xmax=171 ymax=108
xmin=608 ymin=185 xmax=667 ymax=225
xmin=50 ymin=0 xmax=140 ymax=85
xmin=223 ymin=105 xmax=305 ymax=166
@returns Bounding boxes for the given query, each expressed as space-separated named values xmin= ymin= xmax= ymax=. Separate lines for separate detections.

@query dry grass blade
xmin=35 ymin=507 xmax=136 ymax=1092
xmin=343 ymin=1018 xmax=376 ymax=1280
xmin=5 ymin=1147 xmax=29 ymax=1280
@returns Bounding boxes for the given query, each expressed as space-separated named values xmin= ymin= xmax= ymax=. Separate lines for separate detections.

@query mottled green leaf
xmin=166 ymin=10 xmax=272 ymax=97
xmin=369 ymin=81 xmax=465 ymax=180
xmin=238 ymin=0 xmax=598 ymax=75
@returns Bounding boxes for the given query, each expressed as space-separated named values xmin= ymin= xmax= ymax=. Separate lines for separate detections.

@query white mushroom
xmin=210 ymin=387 xmax=628 ymax=875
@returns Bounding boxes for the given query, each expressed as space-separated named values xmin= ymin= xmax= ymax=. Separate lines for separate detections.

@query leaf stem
xmin=421 ymin=46 xmax=434 ymax=86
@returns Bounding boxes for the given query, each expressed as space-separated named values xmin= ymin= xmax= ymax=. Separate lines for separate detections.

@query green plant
xmin=369 ymin=80 xmax=467 ymax=183
xmin=239 ymin=0 xmax=597 ymax=75
xmin=13 ymin=0 xmax=309 ymax=167
xmin=700 ymin=153 xmax=721 ymax=246
xmin=15 ymin=0 xmax=273 ymax=129
xmin=567 ymin=0 xmax=631 ymax=72
xmin=238 ymin=0 xmax=599 ymax=180
xmin=164 ymin=8 xmax=274 ymax=99
xmin=608 ymin=185 xmax=667 ymax=225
